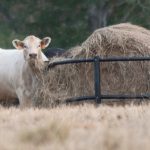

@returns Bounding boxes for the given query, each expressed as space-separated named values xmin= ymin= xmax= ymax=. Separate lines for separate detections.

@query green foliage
xmin=109 ymin=0 xmax=150 ymax=28
xmin=0 ymin=0 xmax=90 ymax=48
xmin=0 ymin=0 xmax=150 ymax=49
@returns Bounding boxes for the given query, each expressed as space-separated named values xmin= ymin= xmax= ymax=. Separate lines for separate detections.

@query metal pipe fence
xmin=48 ymin=56 xmax=150 ymax=104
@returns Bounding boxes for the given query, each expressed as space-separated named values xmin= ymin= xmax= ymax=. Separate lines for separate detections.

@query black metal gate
xmin=48 ymin=56 xmax=150 ymax=104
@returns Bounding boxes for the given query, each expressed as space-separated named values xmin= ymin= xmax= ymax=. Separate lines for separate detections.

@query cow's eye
xmin=38 ymin=45 xmax=41 ymax=48
xmin=23 ymin=45 xmax=27 ymax=49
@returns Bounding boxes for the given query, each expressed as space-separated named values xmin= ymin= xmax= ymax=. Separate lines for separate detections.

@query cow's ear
xmin=12 ymin=39 xmax=24 ymax=50
xmin=41 ymin=37 xmax=51 ymax=49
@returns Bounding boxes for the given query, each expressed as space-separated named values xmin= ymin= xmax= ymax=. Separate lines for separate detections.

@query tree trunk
xmin=87 ymin=0 xmax=125 ymax=31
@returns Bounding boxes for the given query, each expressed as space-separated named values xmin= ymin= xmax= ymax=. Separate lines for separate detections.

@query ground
xmin=0 ymin=104 xmax=150 ymax=150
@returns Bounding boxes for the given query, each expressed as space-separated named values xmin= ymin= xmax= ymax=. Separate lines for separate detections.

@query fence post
xmin=94 ymin=56 xmax=101 ymax=104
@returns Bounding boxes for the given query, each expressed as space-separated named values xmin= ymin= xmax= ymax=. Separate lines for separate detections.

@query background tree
xmin=0 ymin=0 xmax=149 ymax=49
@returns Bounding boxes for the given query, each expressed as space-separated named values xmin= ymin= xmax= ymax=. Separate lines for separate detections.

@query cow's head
xmin=12 ymin=35 xmax=51 ymax=71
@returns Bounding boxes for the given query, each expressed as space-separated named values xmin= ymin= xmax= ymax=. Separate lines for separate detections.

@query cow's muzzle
xmin=29 ymin=53 xmax=37 ymax=59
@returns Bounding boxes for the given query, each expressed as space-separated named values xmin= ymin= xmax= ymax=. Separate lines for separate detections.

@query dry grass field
xmin=0 ymin=103 xmax=150 ymax=150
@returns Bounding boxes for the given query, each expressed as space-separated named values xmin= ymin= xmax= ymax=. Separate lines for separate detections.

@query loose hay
xmin=35 ymin=23 xmax=150 ymax=107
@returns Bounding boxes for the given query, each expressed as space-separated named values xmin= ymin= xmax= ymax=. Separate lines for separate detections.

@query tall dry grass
xmin=0 ymin=104 xmax=150 ymax=150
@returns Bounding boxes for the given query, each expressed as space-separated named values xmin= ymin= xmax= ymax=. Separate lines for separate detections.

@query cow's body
xmin=0 ymin=49 xmax=23 ymax=101
xmin=0 ymin=48 xmax=48 ymax=107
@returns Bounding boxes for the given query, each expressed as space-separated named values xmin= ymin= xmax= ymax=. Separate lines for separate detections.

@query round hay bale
xmin=35 ymin=23 xmax=150 ymax=107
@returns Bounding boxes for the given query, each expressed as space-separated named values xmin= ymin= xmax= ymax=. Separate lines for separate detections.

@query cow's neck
xmin=28 ymin=59 xmax=44 ymax=76
xmin=23 ymin=61 xmax=42 ymax=83
xmin=20 ymin=62 xmax=40 ymax=101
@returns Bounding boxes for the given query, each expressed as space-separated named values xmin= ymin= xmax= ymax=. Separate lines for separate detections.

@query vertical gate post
xmin=94 ymin=56 xmax=101 ymax=104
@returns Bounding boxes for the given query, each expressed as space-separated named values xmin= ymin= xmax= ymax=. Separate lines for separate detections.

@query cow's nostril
xmin=29 ymin=54 xmax=37 ymax=58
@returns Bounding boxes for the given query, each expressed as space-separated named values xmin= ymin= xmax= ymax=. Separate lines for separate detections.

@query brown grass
xmin=34 ymin=23 xmax=150 ymax=107
xmin=0 ymin=104 xmax=150 ymax=150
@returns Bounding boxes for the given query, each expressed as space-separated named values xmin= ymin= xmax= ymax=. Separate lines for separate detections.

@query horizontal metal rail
xmin=66 ymin=96 xmax=96 ymax=103
xmin=65 ymin=94 xmax=150 ymax=103
xmin=101 ymin=94 xmax=150 ymax=99
xmin=48 ymin=56 xmax=150 ymax=68
xmin=48 ymin=56 xmax=150 ymax=104
xmin=48 ymin=58 xmax=94 ymax=68
xmin=99 ymin=56 xmax=150 ymax=62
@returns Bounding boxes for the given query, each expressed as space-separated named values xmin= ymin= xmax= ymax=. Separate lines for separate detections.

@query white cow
xmin=0 ymin=35 xmax=51 ymax=107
